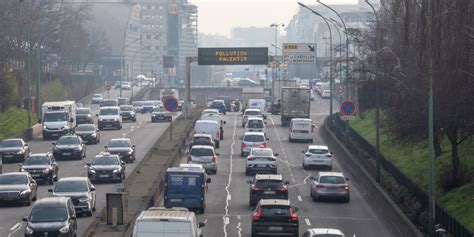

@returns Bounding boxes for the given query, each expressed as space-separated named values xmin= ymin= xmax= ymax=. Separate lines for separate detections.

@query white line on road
xmin=237 ymin=215 xmax=242 ymax=237
xmin=8 ymin=222 xmax=23 ymax=237
xmin=223 ymin=113 xmax=237 ymax=237
xmin=227 ymin=194 xmax=232 ymax=201
xmin=291 ymin=177 xmax=295 ymax=183
xmin=297 ymin=195 xmax=302 ymax=202
xmin=9 ymin=223 xmax=21 ymax=231
xmin=305 ymin=218 xmax=311 ymax=226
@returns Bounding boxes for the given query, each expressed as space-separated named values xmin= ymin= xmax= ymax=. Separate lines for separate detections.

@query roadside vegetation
xmin=0 ymin=107 xmax=37 ymax=140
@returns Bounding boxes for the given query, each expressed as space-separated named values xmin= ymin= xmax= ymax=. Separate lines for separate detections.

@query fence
xmin=327 ymin=114 xmax=473 ymax=237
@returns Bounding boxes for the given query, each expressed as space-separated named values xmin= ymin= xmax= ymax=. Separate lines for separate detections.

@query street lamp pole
xmin=298 ymin=2 xmax=333 ymax=115
xmin=328 ymin=18 xmax=343 ymax=81
xmin=121 ymin=38 xmax=141 ymax=98
xmin=270 ymin=23 xmax=284 ymax=80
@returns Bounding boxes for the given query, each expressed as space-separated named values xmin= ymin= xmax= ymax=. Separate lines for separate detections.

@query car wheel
xmin=303 ymin=163 xmax=307 ymax=170
xmin=54 ymin=172 xmax=58 ymax=181
xmin=215 ymin=141 xmax=220 ymax=148
xmin=241 ymin=152 xmax=245 ymax=157
xmin=288 ymin=136 xmax=293 ymax=143
xmin=25 ymin=195 xmax=32 ymax=206
xmin=86 ymin=211 xmax=93 ymax=217
xmin=312 ymin=194 xmax=318 ymax=202
xmin=48 ymin=176 xmax=54 ymax=185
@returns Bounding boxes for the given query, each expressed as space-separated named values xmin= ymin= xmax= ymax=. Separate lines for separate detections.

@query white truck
xmin=41 ymin=101 xmax=77 ymax=140
xmin=280 ymin=87 xmax=311 ymax=126
xmin=270 ymin=80 xmax=297 ymax=115
xmin=160 ymin=89 xmax=179 ymax=101
xmin=242 ymin=87 xmax=264 ymax=111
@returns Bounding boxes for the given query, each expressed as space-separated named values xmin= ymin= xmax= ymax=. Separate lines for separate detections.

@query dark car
xmin=247 ymin=174 xmax=289 ymax=207
xmin=19 ymin=153 xmax=59 ymax=185
xmin=52 ymin=135 xmax=86 ymax=160
xmin=75 ymin=108 xmax=93 ymax=124
xmin=251 ymin=199 xmax=299 ymax=237
xmin=118 ymin=97 xmax=128 ymax=106
xmin=86 ymin=152 xmax=126 ymax=183
xmin=1 ymin=138 xmax=30 ymax=163
xmin=151 ymin=107 xmax=172 ymax=122
xmin=74 ymin=124 xmax=100 ymax=144
xmin=100 ymin=99 xmax=119 ymax=107
xmin=141 ymin=101 xmax=155 ymax=113
xmin=189 ymin=134 xmax=215 ymax=151
xmin=210 ymin=100 xmax=226 ymax=114
xmin=0 ymin=172 xmax=37 ymax=206
xmin=23 ymin=197 xmax=77 ymax=237
xmin=120 ymin=105 xmax=137 ymax=122
xmin=105 ymin=138 xmax=136 ymax=163
xmin=49 ymin=177 xmax=96 ymax=216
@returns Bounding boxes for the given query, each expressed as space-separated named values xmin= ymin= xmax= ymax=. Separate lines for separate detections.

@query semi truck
xmin=280 ymin=87 xmax=311 ymax=126
xmin=242 ymin=87 xmax=264 ymax=111
xmin=270 ymin=80 xmax=297 ymax=115
xmin=41 ymin=101 xmax=77 ymax=140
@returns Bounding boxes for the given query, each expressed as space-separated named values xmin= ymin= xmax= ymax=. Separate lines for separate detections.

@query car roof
xmin=2 ymin=138 xmax=23 ymax=142
xmin=193 ymin=134 xmax=213 ymax=138
xmin=259 ymin=199 xmax=291 ymax=206
xmin=318 ymin=172 xmax=345 ymax=177
xmin=307 ymin=145 xmax=329 ymax=150
xmin=110 ymin=138 xmax=131 ymax=142
xmin=93 ymin=94 xmax=102 ymax=96
xmin=102 ymin=99 xmax=117 ymax=101
xmin=191 ymin=145 xmax=214 ymax=149
xmin=100 ymin=106 xmax=119 ymax=110
xmin=0 ymin=172 xmax=29 ymax=177
xmin=247 ymin=117 xmax=264 ymax=121
xmin=291 ymin=118 xmax=312 ymax=122
xmin=196 ymin=120 xmax=218 ymax=124
xmin=138 ymin=207 xmax=194 ymax=221
xmin=167 ymin=166 xmax=205 ymax=173
xmin=28 ymin=153 xmax=50 ymax=157
xmin=95 ymin=153 xmax=120 ymax=159
xmin=255 ymin=174 xmax=282 ymax=180
xmin=244 ymin=132 xmax=265 ymax=136
xmin=59 ymin=135 xmax=79 ymax=139
xmin=245 ymin=108 xmax=261 ymax=112
xmin=309 ymin=228 xmax=344 ymax=235
xmin=57 ymin=177 xmax=89 ymax=182
xmin=33 ymin=197 xmax=70 ymax=207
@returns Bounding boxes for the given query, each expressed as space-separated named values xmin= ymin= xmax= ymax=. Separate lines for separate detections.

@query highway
xmin=0 ymin=87 xmax=177 ymax=237
xmin=177 ymin=96 xmax=403 ymax=237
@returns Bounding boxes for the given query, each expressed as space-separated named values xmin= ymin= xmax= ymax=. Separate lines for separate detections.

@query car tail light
xmin=241 ymin=142 xmax=246 ymax=148
xmin=187 ymin=156 xmax=192 ymax=162
xmin=305 ymin=154 xmax=312 ymax=157
xmin=212 ymin=156 xmax=217 ymax=162
xmin=259 ymin=143 xmax=267 ymax=148
xmin=216 ymin=131 xmax=220 ymax=139
xmin=192 ymin=130 xmax=197 ymax=135
xmin=276 ymin=187 xmax=288 ymax=193
xmin=201 ymin=183 xmax=206 ymax=192
xmin=252 ymin=208 xmax=262 ymax=221
xmin=311 ymin=124 xmax=315 ymax=133
xmin=290 ymin=208 xmax=298 ymax=221
xmin=289 ymin=125 xmax=292 ymax=132
xmin=315 ymin=184 xmax=325 ymax=189
xmin=341 ymin=184 xmax=349 ymax=191
xmin=252 ymin=186 xmax=262 ymax=192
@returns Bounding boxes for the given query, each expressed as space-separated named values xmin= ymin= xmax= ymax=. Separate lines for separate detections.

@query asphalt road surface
xmin=0 ymin=87 xmax=178 ymax=237
xmin=175 ymin=95 xmax=405 ymax=237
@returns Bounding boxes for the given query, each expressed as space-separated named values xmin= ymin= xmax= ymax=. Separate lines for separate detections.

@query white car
xmin=302 ymin=145 xmax=332 ymax=170
xmin=202 ymin=109 xmax=220 ymax=116
xmin=321 ymin=89 xmax=331 ymax=98
xmin=240 ymin=132 xmax=268 ymax=157
xmin=244 ymin=117 xmax=266 ymax=135
xmin=91 ymin=94 xmax=103 ymax=104
xmin=303 ymin=228 xmax=345 ymax=237
xmin=242 ymin=108 xmax=263 ymax=127
xmin=188 ymin=145 xmax=218 ymax=174
xmin=248 ymin=99 xmax=267 ymax=119
xmin=289 ymin=118 xmax=315 ymax=143
xmin=121 ymin=82 xmax=132 ymax=90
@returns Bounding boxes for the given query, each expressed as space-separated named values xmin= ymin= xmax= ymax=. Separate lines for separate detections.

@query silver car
xmin=240 ymin=132 xmax=268 ymax=157
xmin=245 ymin=148 xmax=278 ymax=176
xmin=242 ymin=109 xmax=263 ymax=127
xmin=49 ymin=177 xmax=96 ymax=216
xmin=188 ymin=145 xmax=218 ymax=174
xmin=303 ymin=228 xmax=345 ymax=237
xmin=310 ymin=172 xmax=350 ymax=202
xmin=302 ymin=145 xmax=332 ymax=170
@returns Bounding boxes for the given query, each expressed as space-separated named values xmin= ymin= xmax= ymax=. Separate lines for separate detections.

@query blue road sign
xmin=340 ymin=100 xmax=356 ymax=116
xmin=164 ymin=97 xmax=178 ymax=112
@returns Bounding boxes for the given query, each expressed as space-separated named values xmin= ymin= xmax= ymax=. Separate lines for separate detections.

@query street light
xmin=121 ymin=38 xmax=141 ymax=97
xmin=298 ymin=2 xmax=334 ymax=115
xmin=270 ymin=23 xmax=284 ymax=80
xmin=328 ymin=18 xmax=343 ymax=81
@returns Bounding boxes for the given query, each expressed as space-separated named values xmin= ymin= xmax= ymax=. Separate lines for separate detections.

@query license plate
xmin=31 ymin=174 xmax=40 ymax=177
xmin=4 ymin=155 xmax=13 ymax=158
xmin=63 ymin=153 xmax=71 ymax=156
xmin=52 ymin=134 xmax=59 ymax=137
xmin=99 ymin=175 xmax=109 ymax=178
xmin=170 ymin=199 xmax=181 ymax=202
xmin=264 ymin=191 xmax=275 ymax=195
xmin=268 ymin=226 xmax=283 ymax=231
xmin=105 ymin=124 xmax=112 ymax=127
xmin=257 ymin=164 xmax=267 ymax=168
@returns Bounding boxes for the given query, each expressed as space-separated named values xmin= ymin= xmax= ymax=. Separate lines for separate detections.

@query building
xmin=230 ymin=27 xmax=276 ymax=48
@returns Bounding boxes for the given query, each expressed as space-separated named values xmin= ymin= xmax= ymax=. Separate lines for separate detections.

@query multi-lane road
xmin=0 ymin=87 xmax=177 ymax=237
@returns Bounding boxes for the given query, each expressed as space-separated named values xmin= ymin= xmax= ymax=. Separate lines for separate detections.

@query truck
xmin=280 ymin=87 xmax=311 ymax=126
xmin=242 ymin=87 xmax=264 ymax=111
xmin=160 ymin=89 xmax=179 ymax=101
xmin=270 ymin=80 xmax=297 ymax=115
xmin=41 ymin=101 xmax=77 ymax=140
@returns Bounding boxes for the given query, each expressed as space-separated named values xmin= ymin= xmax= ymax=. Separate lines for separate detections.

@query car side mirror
xmin=312 ymin=124 xmax=315 ymax=128
xmin=91 ymin=187 xmax=96 ymax=191
xmin=216 ymin=153 xmax=220 ymax=156
xmin=246 ymin=180 xmax=252 ymax=184
xmin=198 ymin=222 xmax=206 ymax=228
xmin=264 ymin=122 xmax=267 ymax=124
xmin=206 ymin=178 xmax=211 ymax=183
xmin=18 ymin=164 xmax=22 ymax=167
xmin=301 ymin=150 xmax=305 ymax=154
xmin=96 ymin=129 xmax=100 ymax=132
xmin=38 ymin=119 xmax=42 ymax=123
xmin=48 ymin=189 xmax=53 ymax=193
xmin=284 ymin=181 xmax=290 ymax=185
xmin=22 ymin=217 xmax=28 ymax=222
xmin=104 ymin=146 xmax=108 ymax=149
xmin=266 ymin=138 xmax=269 ymax=141
xmin=121 ymin=162 xmax=126 ymax=165
xmin=96 ymin=114 xmax=99 ymax=117
xmin=310 ymin=176 xmax=315 ymax=181
xmin=52 ymin=142 xmax=56 ymax=146
xmin=345 ymin=177 xmax=350 ymax=181
xmin=132 ymin=145 xmax=136 ymax=148
xmin=223 ymin=121 xmax=227 ymax=124
xmin=86 ymin=163 xmax=91 ymax=166
xmin=274 ymin=153 xmax=279 ymax=157
xmin=25 ymin=143 xmax=28 ymax=146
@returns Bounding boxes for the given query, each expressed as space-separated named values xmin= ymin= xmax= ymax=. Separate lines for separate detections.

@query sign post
xmin=282 ymin=43 xmax=317 ymax=64
xmin=339 ymin=99 xmax=356 ymax=120
xmin=106 ymin=85 xmax=111 ymax=99
xmin=164 ymin=97 xmax=179 ymax=140
xmin=336 ymin=84 xmax=345 ymax=95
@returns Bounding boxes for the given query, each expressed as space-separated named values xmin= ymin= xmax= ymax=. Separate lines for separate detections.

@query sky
xmin=189 ymin=0 xmax=359 ymax=37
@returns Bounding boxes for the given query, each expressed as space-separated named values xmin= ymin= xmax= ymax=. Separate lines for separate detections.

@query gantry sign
xmin=198 ymin=47 xmax=269 ymax=65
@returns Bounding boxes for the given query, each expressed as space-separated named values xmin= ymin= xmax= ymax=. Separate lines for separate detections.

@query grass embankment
xmin=350 ymin=110 xmax=474 ymax=232
xmin=0 ymin=108 xmax=38 ymax=140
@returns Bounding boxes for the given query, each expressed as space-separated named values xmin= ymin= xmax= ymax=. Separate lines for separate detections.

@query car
xmin=86 ymin=152 xmax=125 ymax=183
xmin=209 ymin=100 xmax=226 ymax=114
xmin=52 ymin=135 xmax=86 ymax=160
xmin=248 ymin=99 xmax=267 ymax=119
xmin=121 ymin=82 xmax=132 ymax=90
xmin=105 ymin=138 xmax=136 ymax=163
xmin=242 ymin=109 xmax=263 ymax=127
xmin=245 ymin=117 xmax=267 ymax=135
xmin=120 ymin=105 xmax=137 ymax=122
xmin=193 ymin=120 xmax=221 ymax=148
xmin=19 ymin=153 xmax=59 ymax=185
xmin=0 ymin=138 xmax=30 ymax=163
xmin=114 ymin=81 xmax=121 ymax=89
xmin=132 ymin=100 xmax=145 ymax=112
xmin=188 ymin=145 xmax=219 ymax=174
xmin=118 ymin=97 xmax=128 ymax=106
xmin=321 ymin=89 xmax=331 ymax=98
xmin=75 ymin=107 xmax=94 ymax=124
xmin=0 ymin=172 xmax=37 ymax=206
xmin=246 ymin=148 xmax=278 ymax=176
xmin=75 ymin=103 xmax=83 ymax=108
xmin=310 ymin=89 xmax=316 ymax=101
xmin=91 ymin=94 xmax=103 ymax=104
xmin=310 ymin=172 xmax=350 ymax=202
xmin=247 ymin=174 xmax=289 ymax=207
xmin=189 ymin=133 xmax=215 ymax=151
xmin=100 ymin=99 xmax=119 ymax=107
xmin=202 ymin=109 xmax=220 ymax=116
xmin=23 ymin=197 xmax=77 ymax=237
xmin=251 ymin=199 xmax=299 ymax=237
xmin=302 ymin=228 xmax=345 ymax=237
xmin=289 ymin=118 xmax=315 ymax=143
xmin=151 ymin=106 xmax=172 ymax=122
xmin=97 ymin=106 xmax=122 ymax=130
xmin=141 ymin=100 xmax=156 ymax=113
xmin=177 ymin=100 xmax=184 ymax=111
xmin=238 ymin=78 xmax=259 ymax=87
xmin=302 ymin=145 xmax=332 ymax=170
xmin=74 ymin=124 xmax=100 ymax=144
xmin=240 ymin=132 xmax=268 ymax=157
xmin=49 ymin=177 xmax=96 ymax=216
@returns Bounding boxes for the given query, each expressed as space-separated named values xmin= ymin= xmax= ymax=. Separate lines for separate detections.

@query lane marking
xmin=9 ymin=223 xmax=21 ymax=231
xmin=223 ymin=113 xmax=237 ymax=237
xmin=237 ymin=215 xmax=242 ymax=237
xmin=305 ymin=218 xmax=311 ymax=226
xmin=8 ymin=222 xmax=23 ymax=237
xmin=227 ymin=194 xmax=232 ymax=201
xmin=297 ymin=195 xmax=302 ymax=202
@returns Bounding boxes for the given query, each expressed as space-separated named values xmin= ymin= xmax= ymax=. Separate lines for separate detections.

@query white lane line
xmin=9 ymin=223 xmax=21 ymax=231
xmin=291 ymin=177 xmax=296 ymax=183
xmin=8 ymin=222 xmax=23 ymax=237
xmin=237 ymin=215 xmax=242 ymax=237
xmin=223 ymin=113 xmax=237 ymax=237
xmin=297 ymin=195 xmax=302 ymax=202
xmin=305 ymin=218 xmax=311 ymax=226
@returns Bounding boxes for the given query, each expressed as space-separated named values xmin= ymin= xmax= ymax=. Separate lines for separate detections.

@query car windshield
xmin=247 ymin=120 xmax=263 ymax=128
xmin=245 ymin=111 xmax=261 ymax=116
xmin=99 ymin=108 xmax=118 ymax=115
xmin=29 ymin=207 xmax=68 ymax=223
xmin=76 ymin=108 xmax=90 ymax=114
xmin=244 ymin=135 xmax=264 ymax=142
xmin=260 ymin=205 xmax=290 ymax=216
xmin=212 ymin=101 xmax=224 ymax=106
xmin=54 ymin=180 xmax=88 ymax=192
xmin=93 ymin=94 xmax=102 ymax=98
xmin=255 ymin=180 xmax=283 ymax=189
xmin=132 ymin=101 xmax=144 ymax=106
xmin=0 ymin=175 xmax=28 ymax=185
xmin=1 ymin=140 xmax=22 ymax=147
xmin=102 ymin=100 xmax=118 ymax=106
xmin=75 ymin=124 xmax=95 ymax=132
xmin=120 ymin=106 xmax=133 ymax=111
xmin=250 ymin=149 xmax=272 ymax=157
xmin=319 ymin=176 xmax=346 ymax=184
xmin=24 ymin=156 xmax=50 ymax=165
xmin=193 ymin=137 xmax=211 ymax=144
xmin=57 ymin=137 xmax=79 ymax=145
xmin=43 ymin=112 xmax=68 ymax=122
xmin=191 ymin=148 xmax=214 ymax=156
xmin=308 ymin=148 xmax=329 ymax=154
xmin=108 ymin=140 xmax=131 ymax=148
xmin=92 ymin=157 xmax=119 ymax=165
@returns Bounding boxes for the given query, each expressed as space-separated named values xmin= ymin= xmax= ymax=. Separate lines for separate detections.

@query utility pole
xmin=185 ymin=57 xmax=198 ymax=120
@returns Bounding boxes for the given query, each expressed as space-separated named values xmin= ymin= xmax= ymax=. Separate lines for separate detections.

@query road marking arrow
xmin=308 ymin=45 xmax=315 ymax=52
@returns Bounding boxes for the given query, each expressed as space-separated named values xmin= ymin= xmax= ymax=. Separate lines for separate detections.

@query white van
xmin=289 ymin=118 xmax=315 ymax=143
xmin=132 ymin=207 xmax=205 ymax=237
xmin=248 ymin=99 xmax=267 ymax=119
xmin=193 ymin=120 xmax=221 ymax=148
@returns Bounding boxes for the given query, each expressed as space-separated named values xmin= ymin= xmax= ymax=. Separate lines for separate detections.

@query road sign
xmin=198 ymin=47 xmax=268 ymax=65
xmin=106 ymin=85 xmax=111 ymax=91
xmin=336 ymin=84 xmax=344 ymax=95
xmin=340 ymin=100 xmax=356 ymax=116
xmin=163 ymin=97 xmax=178 ymax=112
xmin=283 ymin=43 xmax=317 ymax=64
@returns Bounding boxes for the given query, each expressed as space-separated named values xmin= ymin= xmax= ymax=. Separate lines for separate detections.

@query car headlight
xmin=20 ymin=168 xmax=25 ymax=172
xmin=43 ymin=125 xmax=47 ymax=129
xmin=99 ymin=118 xmax=104 ymax=122
xmin=113 ymin=169 xmax=121 ymax=173
xmin=113 ymin=118 xmax=119 ymax=121
xmin=59 ymin=225 xmax=69 ymax=234
xmin=128 ymin=150 xmax=133 ymax=155
xmin=17 ymin=150 xmax=24 ymax=154
xmin=43 ymin=168 xmax=51 ymax=174
xmin=63 ymin=125 xmax=70 ymax=130
xmin=25 ymin=226 xmax=34 ymax=235
xmin=88 ymin=169 xmax=96 ymax=173
xmin=91 ymin=133 xmax=97 ymax=137
xmin=20 ymin=190 xmax=30 ymax=196
xmin=78 ymin=197 xmax=90 ymax=202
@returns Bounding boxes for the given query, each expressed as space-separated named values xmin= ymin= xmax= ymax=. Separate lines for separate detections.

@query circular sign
xmin=105 ymin=85 xmax=111 ymax=91
xmin=164 ymin=97 xmax=178 ymax=112
xmin=336 ymin=84 xmax=344 ymax=95
xmin=340 ymin=100 xmax=356 ymax=116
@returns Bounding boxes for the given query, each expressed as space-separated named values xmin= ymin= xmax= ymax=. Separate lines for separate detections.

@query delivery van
xmin=193 ymin=120 xmax=221 ymax=148
xmin=289 ymin=118 xmax=315 ymax=143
